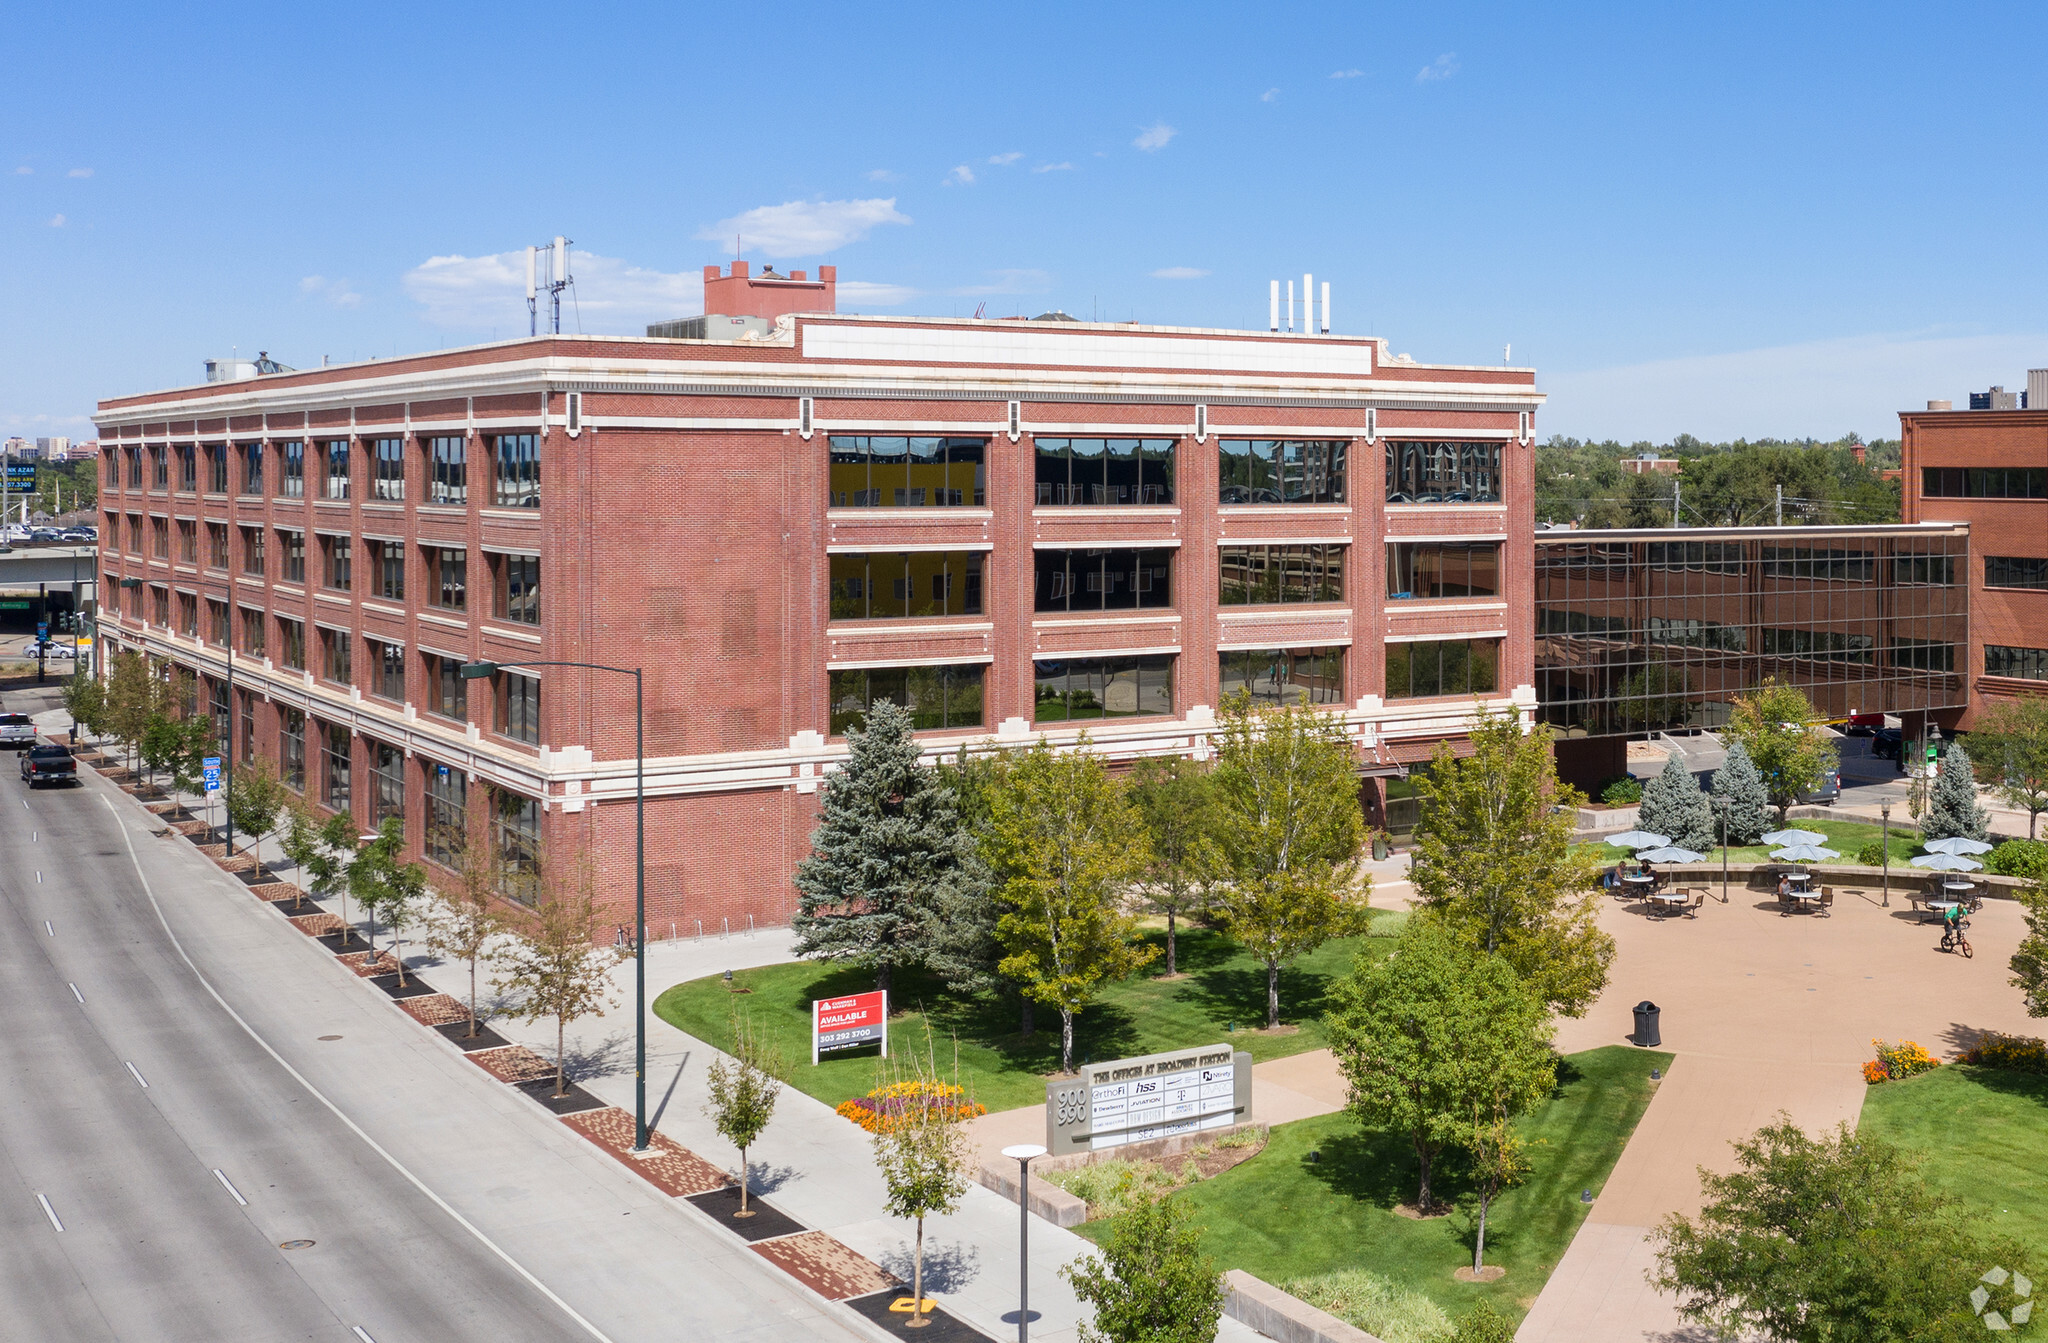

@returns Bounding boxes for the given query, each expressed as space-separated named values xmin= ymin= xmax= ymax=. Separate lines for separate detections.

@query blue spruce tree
xmin=1709 ymin=739 xmax=1771 ymax=846
xmin=1922 ymin=741 xmax=1989 ymax=842
xmin=1639 ymin=754 xmax=1715 ymax=854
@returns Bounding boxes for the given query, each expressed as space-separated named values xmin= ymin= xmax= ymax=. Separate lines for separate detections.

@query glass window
xmin=492 ymin=789 xmax=541 ymax=904
xmin=497 ymin=671 xmax=541 ymax=744
xmin=1922 ymin=467 xmax=2048 ymax=499
xmin=371 ymin=539 xmax=405 ymax=600
xmin=206 ymin=523 xmax=229 ymax=569
xmin=1762 ymin=548 xmax=1874 ymax=581
xmin=1218 ymin=647 xmax=1345 ymax=706
xmin=1759 ymin=628 xmax=1875 ymax=664
xmin=176 ymin=592 xmax=197 ymax=636
xmin=427 ymin=547 xmax=467 ymax=610
xmin=151 ymin=518 xmax=168 ymax=558
xmin=240 ymin=525 xmax=265 ymax=576
xmin=428 ymin=435 xmax=467 ymax=505
xmin=1033 ymin=548 xmax=1174 ymax=612
xmin=207 ymin=599 xmax=229 ymax=647
xmin=370 ymin=740 xmax=404 ymax=825
xmin=495 ymin=554 xmax=539 ymax=624
xmin=279 ymin=708 xmax=305 ymax=792
xmin=424 ymin=652 xmax=467 ymax=720
xmin=828 ymin=664 xmax=986 ymax=734
xmin=1986 ymin=557 xmax=2048 ymax=590
xmin=369 ymin=638 xmax=405 ymax=701
xmin=1031 ymin=655 xmax=1174 ymax=722
xmin=1219 ymin=544 xmax=1345 ymax=604
xmin=323 ymin=629 xmax=352 ymax=685
xmin=827 ymin=437 xmax=988 ymax=508
xmin=829 ymin=552 xmax=984 ymax=619
xmin=1218 ymin=439 xmax=1348 ymax=505
xmin=321 ymin=440 xmax=349 ymax=500
xmin=279 ymin=529 xmax=305 ymax=584
xmin=240 ymin=607 xmax=266 ymax=657
xmin=493 ymin=434 xmax=539 ymax=508
xmin=320 ymin=721 xmax=351 ymax=813
xmin=1894 ymin=554 xmax=1956 ymax=585
xmin=1385 ymin=639 xmax=1501 ymax=699
xmin=151 ymin=446 xmax=168 ymax=489
xmin=1034 ymin=438 xmax=1175 ymax=506
xmin=1386 ymin=542 xmax=1499 ymax=598
xmin=240 ymin=442 xmax=264 ymax=495
xmin=278 ymin=618 xmax=305 ymax=670
xmin=1383 ymin=440 xmax=1502 ymax=504
xmin=277 ymin=441 xmax=304 ymax=498
xmin=206 ymin=443 xmax=229 ymax=494
xmin=1987 ymin=645 xmax=2048 ymax=680
xmin=1645 ymin=541 xmax=1748 ymax=573
xmin=1891 ymin=637 xmax=1956 ymax=672
xmin=176 ymin=444 xmax=196 ymax=492
xmin=371 ymin=438 xmax=404 ymax=501
xmin=322 ymin=535 xmax=352 ymax=591
xmin=425 ymin=762 xmax=467 ymax=867
xmin=177 ymin=520 xmax=196 ymax=563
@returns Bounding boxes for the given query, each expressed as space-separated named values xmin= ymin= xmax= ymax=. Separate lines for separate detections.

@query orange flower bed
xmin=835 ymin=1080 xmax=986 ymax=1133
xmin=1865 ymin=1037 xmax=1940 ymax=1084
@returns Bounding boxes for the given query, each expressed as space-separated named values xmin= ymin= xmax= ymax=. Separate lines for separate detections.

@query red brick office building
xmin=1900 ymin=401 xmax=2048 ymax=727
xmin=93 ymin=266 xmax=1544 ymax=931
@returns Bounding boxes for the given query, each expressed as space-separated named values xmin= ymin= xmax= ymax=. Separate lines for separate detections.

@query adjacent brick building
xmin=93 ymin=266 xmax=1543 ymax=930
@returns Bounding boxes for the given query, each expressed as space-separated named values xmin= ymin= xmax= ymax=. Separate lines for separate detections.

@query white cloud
xmin=1416 ymin=53 xmax=1459 ymax=83
xmin=1260 ymin=88 xmax=1280 ymax=102
xmin=67 ymin=167 xmax=92 ymax=178
xmin=1330 ymin=69 xmax=1363 ymax=79
xmin=403 ymin=249 xmax=704 ymax=332
xmin=1032 ymin=161 xmax=1074 ymax=173
xmin=1133 ymin=122 xmax=1177 ymax=152
xmin=949 ymin=269 xmax=1052 ymax=297
xmin=12 ymin=166 xmax=29 ymax=175
xmin=1151 ymin=267 xmax=1210 ymax=280
xmin=987 ymin=152 xmax=1023 ymax=165
xmin=694 ymin=198 xmax=911 ymax=259
xmin=1541 ymin=328 xmax=2048 ymax=442
xmin=298 ymin=275 xmax=363 ymax=309
xmin=47 ymin=213 xmax=64 ymax=227
xmin=836 ymin=280 xmax=919 ymax=307
xmin=864 ymin=168 xmax=900 ymax=182
xmin=946 ymin=164 xmax=976 ymax=185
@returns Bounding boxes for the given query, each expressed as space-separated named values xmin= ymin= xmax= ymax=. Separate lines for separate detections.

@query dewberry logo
xmin=1972 ymin=1266 xmax=2033 ymax=1331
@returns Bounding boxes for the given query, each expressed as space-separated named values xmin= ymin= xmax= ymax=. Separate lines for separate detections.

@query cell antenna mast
xmin=527 ymin=236 xmax=575 ymax=335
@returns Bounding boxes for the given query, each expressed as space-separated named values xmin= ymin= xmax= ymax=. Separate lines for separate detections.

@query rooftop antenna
xmin=526 ymin=237 xmax=575 ymax=336
xmin=1504 ymin=343 xmax=1511 ymax=364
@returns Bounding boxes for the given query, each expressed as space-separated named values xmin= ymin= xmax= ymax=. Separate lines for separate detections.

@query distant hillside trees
xmin=1535 ymin=434 xmax=1899 ymax=530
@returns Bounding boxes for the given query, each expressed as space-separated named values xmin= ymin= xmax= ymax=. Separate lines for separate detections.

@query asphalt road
xmin=0 ymin=776 xmax=587 ymax=1341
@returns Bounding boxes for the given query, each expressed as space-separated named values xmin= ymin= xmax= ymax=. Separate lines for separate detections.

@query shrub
xmin=1450 ymin=1301 xmax=1519 ymax=1343
xmin=1867 ymin=1038 xmax=1940 ymax=1083
xmin=833 ymin=1080 xmax=985 ymax=1133
xmin=1044 ymin=1159 xmax=1182 ymax=1220
xmin=1862 ymin=1060 xmax=1890 ymax=1085
xmin=1855 ymin=840 xmax=1888 ymax=866
xmin=1600 ymin=776 xmax=1643 ymax=805
xmin=1959 ymin=1031 xmax=2048 ymax=1073
xmin=1280 ymin=1268 xmax=1455 ymax=1343
xmin=1987 ymin=839 xmax=2048 ymax=881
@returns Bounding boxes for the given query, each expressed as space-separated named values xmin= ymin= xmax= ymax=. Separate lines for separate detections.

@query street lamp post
xmin=1717 ymin=796 xmax=1730 ymax=903
xmin=1880 ymin=799 xmax=1892 ymax=907
xmin=1000 ymin=1144 xmax=1047 ymax=1342
xmin=463 ymin=658 xmax=649 ymax=1151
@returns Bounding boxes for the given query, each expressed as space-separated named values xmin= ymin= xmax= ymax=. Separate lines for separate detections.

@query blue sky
xmin=7 ymin=2 xmax=2047 ymax=443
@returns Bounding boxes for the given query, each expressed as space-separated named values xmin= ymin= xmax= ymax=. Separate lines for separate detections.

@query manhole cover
xmin=279 ymin=1240 xmax=315 ymax=1250
xmin=318 ymin=1035 xmax=342 ymax=1041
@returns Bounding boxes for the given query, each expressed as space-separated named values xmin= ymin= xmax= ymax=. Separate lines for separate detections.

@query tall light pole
xmin=1880 ymin=799 xmax=1892 ymax=907
xmin=1717 ymin=796 xmax=1730 ymax=904
xmin=1000 ymin=1144 xmax=1047 ymax=1342
xmin=463 ymin=658 xmax=648 ymax=1150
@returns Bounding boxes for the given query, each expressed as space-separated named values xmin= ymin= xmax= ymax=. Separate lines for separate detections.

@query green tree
xmin=1408 ymin=709 xmax=1611 ymax=1017
xmin=1708 ymin=739 xmax=1771 ymax=846
xmin=985 ymin=737 xmax=1156 ymax=1072
xmin=869 ymin=1053 xmax=973 ymax=1324
xmin=351 ymin=819 xmax=428 ymax=983
xmin=1208 ymin=692 xmax=1367 ymax=1027
xmin=920 ymin=748 xmax=1008 ymax=1000
xmin=310 ymin=812 xmax=364 ymax=937
xmin=791 ymin=700 xmax=972 ymax=993
xmin=1650 ymin=1117 xmax=2034 ymax=1342
xmin=1449 ymin=1302 xmax=1518 ymax=1343
xmin=2008 ymin=886 xmax=2048 ymax=1017
xmin=223 ymin=757 xmax=288 ymax=859
xmin=702 ymin=1008 xmax=783 ymax=1218
xmin=1922 ymin=740 xmax=1989 ymax=843
xmin=1637 ymin=754 xmax=1714 ymax=854
xmin=1464 ymin=1090 xmax=1534 ymax=1274
xmin=168 ymin=713 xmax=214 ymax=798
xmin=1723 ymin=679 xmax=1837 ymax=828
xmin=1971 ymin=696 xmax=2048 ymax=838
xmin=421 ymin=827 xmax=509 ymax=1038
xmin=62 ymin=669 xmax=104 ymax=743
xmin=491 ymin=856 xmax=627 ymax=1097
xmin=103 ymin=650 xmax=152 ymax=771
xmin=1127 ymin=756 xmax=1220 ymax=978
xmin=1062 ymin=1192 xmax=1226 ymax=1343
xmin=1325 ymin=921 xmax=1555 ymax=1212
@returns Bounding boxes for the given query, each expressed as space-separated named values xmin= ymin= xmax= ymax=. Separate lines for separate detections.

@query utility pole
xmin=1673 ymin=480 xmax=1682 ymax=528
xmin=1774 ymin=483 xmax=1783 ymax=527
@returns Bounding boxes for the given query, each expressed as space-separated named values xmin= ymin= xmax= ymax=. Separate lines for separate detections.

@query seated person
xmin=1640 ymin=858 xmax=1658 ymax=885
xmin=1777 ymin=873 xmax=1791 ymax=900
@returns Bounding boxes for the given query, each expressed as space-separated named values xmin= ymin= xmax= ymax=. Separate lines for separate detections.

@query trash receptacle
xmin=1372 ymin=835 xmax=1389 ymax=861
xmin=1632 ymin=1000 xmax=1661 ymax=1048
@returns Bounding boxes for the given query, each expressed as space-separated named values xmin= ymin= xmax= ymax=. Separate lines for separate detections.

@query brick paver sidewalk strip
xmin=398 ymin=994 xmax=472 ymax=1027
xmin=561 ymin=1106 xmax=735 ymax=1196
xmin=468 ymin=1045 xmax=559 ymax=1084
xmin=752 ymin=1231 xmax=901 ymax=1301
xmin=251 ymin=883 xmax=299 ymax=901
xmin=289 ymin=912 xmax=343 ymax=937
xmin=337 ymin=950 xmax=403 ymax=978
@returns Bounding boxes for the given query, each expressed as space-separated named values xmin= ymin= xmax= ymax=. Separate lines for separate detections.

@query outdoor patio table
xmin=1925 ymin=899 xmax=1961 ymax=924
xmin=1623 ymin=873 xmax=1656 ymax=888
xmin=1785 ymin=891 xmax=1822 ymax=912
xmin=1942 ymin=880 xmax=1975 ymax=893
xmin=1647 ymin=890 xmax=1689 ymax=917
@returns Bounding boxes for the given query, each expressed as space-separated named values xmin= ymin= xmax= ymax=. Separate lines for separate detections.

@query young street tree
xmin=1724 ymin=679 xmax=1837 ymax=828
xmin=351 ymin=818 xmax=428 ymax=984
xmin=421 ymin=827 xmax=509 ymax=1038
xmin=103 ymin=650 xmax=152 ymax=771
xmin=276 ymin=802 xmax=326 ymax=914
xmin=310 ymin=812 xmax=364 ymax=936
xmin=1208 ymin=692 xmax=1367 ymax=1026
xmin=1707 ymin=739 xmax=1771 ymax=846
xmin=1062 ymin=1192 xmax=1226 ymax=1343
xmin=492 ymin=858 xmax=626 ymax=1097
xmin=702 ymin=1009 xmax=783 ymax=1219
xmin=1922 ymin=740 xmax=1989 ymax=843
xmin=1465 ymin=1089 xmax=1534 ymax=1276
xmin=1971 ymin=696 xmax=2048 ymax=838
xmin=1127 ymin=755 xmax=1220 ymax=977
xmin=1408 ymin=709 xmax=1612 ymax=1017
xmin=223 ymin=758 xmax=288 ymax=860
xmin=62 ymin=669 xmax=104 ymax=745
xmin=792 ymin=700 xmax=975 ymax=993
xmin=1651 ymin=1118 xmax=2034 ymax=1342
xmin=870 ymin=1057 xmax=973 ymax=1325
xmin=1637 ymin=754 xmax=1715 ymax=855
xmin=985 ymin=738 xmax=1156 ymax=1072
xmin=1325 ymin=921 xmax=1555 ymax=1213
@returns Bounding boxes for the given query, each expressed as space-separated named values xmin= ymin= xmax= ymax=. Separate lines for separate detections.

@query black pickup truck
xmin=19 ymin=745 xmax=77 ymax=788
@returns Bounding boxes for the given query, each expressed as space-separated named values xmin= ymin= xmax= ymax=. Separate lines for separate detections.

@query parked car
xmin=1797 ymin=768 xmax=1842 ymax=805
xmin=32 ymin=642 xmax=75 ymax=659
xmin=19 ymin=744 xmax=75 ymax=787
xmin=28 ymin=527 xmax=63 ymax=544
xmin=1870 ymin=728 xmax=1903 ymax=760
xmin=58 ymin=528 xmax=93 ymax=543
xmin=0 ymin=713 xmax=36 ymax=750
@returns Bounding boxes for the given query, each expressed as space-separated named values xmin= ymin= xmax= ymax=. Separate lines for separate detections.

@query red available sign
xmin=812 ymin=990 xmax=888 ymax=1063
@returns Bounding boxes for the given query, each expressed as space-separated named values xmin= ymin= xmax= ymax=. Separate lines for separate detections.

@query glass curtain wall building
xmin=1535 ymin=524 xmax=1969 ymax=783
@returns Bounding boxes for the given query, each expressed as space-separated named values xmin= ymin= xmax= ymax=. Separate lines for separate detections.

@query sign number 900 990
xmin=1053 ymin=1086 xmax=1088 ymax=1128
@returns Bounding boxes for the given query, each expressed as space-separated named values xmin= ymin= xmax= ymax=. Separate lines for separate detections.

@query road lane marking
xmin=352 ymin=1329 xmax=377 ymax=1343
xmin=44 ymin=920 xmax=52 ymax=935
xmin=213 ymin=1169 xmax=248 ymax=1206
xmin=36 ymin=871 xmax=41 ymax=883
xmin=68 ymin=983 xmax=82 ymax=1004
xmin=101 ymin=794 xmax=620 ymax=1343
xmin=124 ymin=1062 xmax=149 ymax=1089
xmin=36 ymin=1194 xmax=62 ymax=1232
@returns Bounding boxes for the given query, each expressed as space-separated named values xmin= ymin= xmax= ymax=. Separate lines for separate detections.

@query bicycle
xmin=1940 ymin=918 xmax=1974 ymax=959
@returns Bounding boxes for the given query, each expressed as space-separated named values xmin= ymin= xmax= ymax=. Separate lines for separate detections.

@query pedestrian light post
xmin=1716 ymin=796 xmax=1730 ymax=904
xmin=462 ymin=657 xmax=648 ymax=1151
xmin=1880 ymin=799 xmax=1892 ymax=907
xmin=1001 ymin=1143 xmax=1047 ymax=1342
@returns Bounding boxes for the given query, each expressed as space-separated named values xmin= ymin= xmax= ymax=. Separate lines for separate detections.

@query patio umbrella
xmin=1762 ymin=829 xmax=1828 ymax=847
xmin=1911 ymin=853 xmax=1984 ymax=872
xmin=1636 ymin=846 xmax=1705 ymax=863
xmin=1770 ymin=844 xmax=1840 ymax=863
xmin=1923 ymin=837 xmax=1994 ymax=856
xmin=1604 ymin=830 xmax=1671 ymax=850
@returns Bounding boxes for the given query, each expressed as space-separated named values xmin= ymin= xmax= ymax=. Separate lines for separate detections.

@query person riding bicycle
xmin=1941 ymin=901 xmax=1969 ymax=948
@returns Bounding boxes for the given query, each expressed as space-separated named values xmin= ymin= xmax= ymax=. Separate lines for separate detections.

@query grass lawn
xmin=1858 ymin=1064 xmax=2048 ymax=1252
xmin=1576 ymin=817 xmax=1924 ymax=869
xmin=1140 ymin=1045 xmax=1670 ymax=1321
xmin=653 ymin=916 xmax=1406 ymax=1113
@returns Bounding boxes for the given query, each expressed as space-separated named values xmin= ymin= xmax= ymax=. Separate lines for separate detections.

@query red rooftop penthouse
xmin=94 ymin=287 xmax=1542 ymax=930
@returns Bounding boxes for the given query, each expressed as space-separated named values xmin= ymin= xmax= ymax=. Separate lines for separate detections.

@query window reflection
xmin=1219 ymin=648 xmax=1344 ymax=706
xmin=1220 ymin=544 xmax=1345 ymax=604
xmin=1035 ymin=438 xmax=1175 ymax=505
xmin=829 ymin=552 xmax=984 ymax=619
xmin=1218 ymin=440 xmax=1346 ymax=505
xmin=1383 ymin=441 xmax=1502 ymax=504
xmin=829 ymin=664 xmax=985 ymax=734
xmin=1032 ymin=656 xmax=1174 ymax=721
xmin=828 ymin=437 xmax=987 ymax=508
xmin=1386 ymin=543 xmax=1498 ymax=598
xmin=1034 ymin=549 xmax=1174 ymax=612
